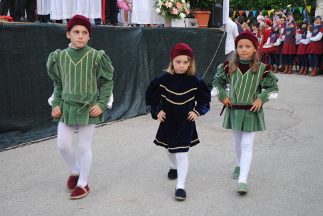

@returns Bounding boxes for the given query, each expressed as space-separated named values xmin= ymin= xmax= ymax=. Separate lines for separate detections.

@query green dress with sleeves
xmin=47 ymin=45 xmax=114 ymax=125
xmin=212 ymin=58 xmax=278 ymax=132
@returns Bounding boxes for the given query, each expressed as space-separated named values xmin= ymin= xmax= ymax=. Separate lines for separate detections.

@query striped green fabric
xmin=213 ymin=59 xmax=278 ymax=132
xmin=47 ymin=45 xmax=114 ymax=125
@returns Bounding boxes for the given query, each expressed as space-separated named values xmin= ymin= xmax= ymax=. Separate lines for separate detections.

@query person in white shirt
xmin=225 ymin=8 xmax=239 ymax=61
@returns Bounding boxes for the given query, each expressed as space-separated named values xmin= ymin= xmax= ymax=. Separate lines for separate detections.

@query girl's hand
xmin=90 ymin=105 xmax=103 ymax=117
xmin=250 ymin=98 xmax=263 ymax=112
xmin=157 ymin=110 xmax=166 ymax=122
xmin=52 ymin=106 xmax=62 ymax=118
xmin=222 ymin=97 xmax=232 ymax=108
xmin=187 ymin=111 xmax=197 ymax=121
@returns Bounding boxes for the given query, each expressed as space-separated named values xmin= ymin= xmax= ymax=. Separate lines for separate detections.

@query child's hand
xmin=250 ymin=98 xmax=263 ymax=112
xmin=90 ymin=105 xmax=103 ymax=117
xmin=222 ymin=97 xmax=232 ymax=108
xmin=52 ymin=106 xmax=62 ymax=118
xmin=157 ymin=110 xmax=166 ymax=122
xmin=187 ymin=111 xmax=197 ymax=121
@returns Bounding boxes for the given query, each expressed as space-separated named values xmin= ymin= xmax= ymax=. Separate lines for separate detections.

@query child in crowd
xmin=145 ymin=43 xmax=211 ymax=201
xmin=47 ymin=15 xmax=114 ymax=199
xmin=213 ymin=31 xmax=278 ymax=194
xmin=117 ymin=0 xmax=132 ymax=26
xmin=263 ymin=25 xmax=282 ymax=73
xmin=296 ymin=23 xmax=310 ymax=75
xmin=281 ymin=20 xmax=297 ymax=74
xmin=307 ymin=16 xmax=323 ymax=76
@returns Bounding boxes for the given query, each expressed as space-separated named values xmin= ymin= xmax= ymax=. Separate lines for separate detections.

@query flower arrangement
xmin=154 ymin=0 xmax=190 ymax=22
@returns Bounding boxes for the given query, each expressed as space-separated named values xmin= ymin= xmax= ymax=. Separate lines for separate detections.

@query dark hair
xmin=271 ymin=25 xmax=280 ymax=34
xmin=281 ymin=17 xmax=286 ymax=21
xmin=237 ymin=16 xmax=244 ymax=24
xmin=252 ymin=22 xmax=260 ymax=28
xmin=229 ymin=8 xmax=234 ymax=17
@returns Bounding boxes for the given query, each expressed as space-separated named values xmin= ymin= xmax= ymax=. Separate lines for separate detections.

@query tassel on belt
xmin=62 ymin=98 xmax=92 ymax=115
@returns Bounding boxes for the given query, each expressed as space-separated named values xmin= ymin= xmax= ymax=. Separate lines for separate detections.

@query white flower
xmin=180 ymin=13 xmax=186 ymax=19
xmin=181 ymin=0 xmax=185 ymax=3
xmin=156 ymin=8 xmax=161 ymax=13
xmin=287 ymin=4 xmax=291 ymax=7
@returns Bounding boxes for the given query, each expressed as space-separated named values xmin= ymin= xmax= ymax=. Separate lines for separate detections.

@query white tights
xmin=57 ymin=122 xmax=96 ymax=187
xmin=231 ymin=129 xmax=257 ymax=184
xmin=165 ymin=149 xmax=189 ymax=189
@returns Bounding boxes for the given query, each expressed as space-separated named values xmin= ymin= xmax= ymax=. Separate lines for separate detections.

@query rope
xmin=201 ymin=31 xmax=226 ymax=79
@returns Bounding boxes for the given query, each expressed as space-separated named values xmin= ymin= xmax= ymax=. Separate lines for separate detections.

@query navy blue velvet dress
xmin=145 ymin=73 xmax=211 ymax=153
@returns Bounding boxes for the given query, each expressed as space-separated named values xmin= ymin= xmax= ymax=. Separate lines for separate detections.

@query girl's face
xmin=252 ymin=25 xmax=258 ymax=31
xmin=172 ymin=55 xmax=190 ymax=74
xmin=236 ymin=39 xmax=256 ymax=59
xmin=66 ymin=25 xmax=90 ymax=48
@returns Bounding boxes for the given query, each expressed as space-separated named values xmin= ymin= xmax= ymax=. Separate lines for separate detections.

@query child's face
xmin=172 ymin=55 xmax=190 ymax=74
xmin=236 ymin=39 xmax=256 ymax=59
xmin=66 ymin=25 xmax=90 ymax=48
xmin=252 ymin=25 xmax=258 ymax=31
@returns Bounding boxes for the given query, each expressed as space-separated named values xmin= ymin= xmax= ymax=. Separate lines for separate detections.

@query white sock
xmin=76 ymin=124 xmax=95 ymax=187
xmin=176 ymin=152 xmax=189 ymax=189
xmin=57 ymin=122 xmax=80 ymax=175
xmin=231 ymin=130 xmax=256 ymax=183
xmin=165 ymin=149 xmax=177 ymax=169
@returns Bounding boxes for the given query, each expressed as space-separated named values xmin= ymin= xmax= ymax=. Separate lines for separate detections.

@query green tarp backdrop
xmin=0 ymin=23 xmax=225 ymax=149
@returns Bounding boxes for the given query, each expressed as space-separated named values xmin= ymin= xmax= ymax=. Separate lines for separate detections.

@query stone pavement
xmin=0 ymin=73 xmax=322 ymax=216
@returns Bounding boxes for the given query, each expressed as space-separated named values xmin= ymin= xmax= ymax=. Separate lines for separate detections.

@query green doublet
xmin=47 ymin=45 xmax=114 ymax=125
xmin=213 ymin=59 xmax=278 ymax=131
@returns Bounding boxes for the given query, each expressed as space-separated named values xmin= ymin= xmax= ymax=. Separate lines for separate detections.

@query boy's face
xmin=172 ymin=55 xmax=190 ymax=74
xmin=66 ymin=25 xmax=90 ymax=48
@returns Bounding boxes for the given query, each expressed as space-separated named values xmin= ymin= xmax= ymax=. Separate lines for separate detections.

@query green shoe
xmin=232 ymin=166 xmax=240 ymax=179
xmin=237 ymin=182 xmax=248 ymax=194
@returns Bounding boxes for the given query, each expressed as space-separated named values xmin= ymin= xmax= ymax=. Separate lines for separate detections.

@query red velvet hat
xmin=235 ymin=30 xmax=259 ymax=48
xmin=169 ymin=43 xmax=194 ymax=60
xmin=265 ymin=20 xmax=272 ymax=26
xmin=66 ymin=15 xmax=92 ymax=36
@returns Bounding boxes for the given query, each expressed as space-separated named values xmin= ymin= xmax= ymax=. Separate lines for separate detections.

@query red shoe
xmin=70 ymin=185 xmax=90 ymax=199
xmin=67 ymin=174 xmax=79 ymax=191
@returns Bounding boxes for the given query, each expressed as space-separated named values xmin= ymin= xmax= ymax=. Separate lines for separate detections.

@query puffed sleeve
xmin=46 ymin=50 xmax=62 ymax=109
xmin=258 ymin=71 xmax=279 ymax=103
xmin=193 ymin=79 xmax=211 ymax=116
xmin=145 ymin=77 xmax=163 ymax=120
xmin=95 ymin=51 xmax=114 ymax=112
xmin=212 ymin=62 xmax=229 ymax=103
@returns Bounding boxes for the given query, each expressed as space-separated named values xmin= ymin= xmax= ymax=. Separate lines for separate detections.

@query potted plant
xmin=188 ymin=0 xmax=215 ymax=27
xmin=154 ymin=0 xmax=191 ymax=26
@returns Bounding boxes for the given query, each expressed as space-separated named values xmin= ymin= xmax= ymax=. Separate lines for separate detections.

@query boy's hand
xmin=157 ymin=110 xmax=166 ymax=122
xmin=90 ymin=105 xmax=103 ymax=117
xmin=222 ymin=97 xmax=232 ymax=108
xmin=52 ymin=106 xmax=62 ymax=118
xmin=250 ymin=97 xmax=263 ymax=112
xmin=187 ymin=111 xmax=197 ymax=121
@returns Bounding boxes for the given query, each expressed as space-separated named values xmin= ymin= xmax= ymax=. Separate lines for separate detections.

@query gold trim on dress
xmin=160 ymin=84 xmax=197 ymax=95
xmin=161 ymin=95 xmax=195 ymax=105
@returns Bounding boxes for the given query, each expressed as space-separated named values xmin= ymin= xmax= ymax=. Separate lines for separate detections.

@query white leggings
xmin=57 ymin=122 xmax=96 ymax=187
xmin=231 ymin=129 xmax=257 ymax=183
xmin=165 ymin=149 xmax=189 ymax=189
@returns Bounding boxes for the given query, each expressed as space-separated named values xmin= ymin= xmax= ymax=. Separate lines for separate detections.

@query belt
xmin=220 ymin=105 xmax=253 ymax=116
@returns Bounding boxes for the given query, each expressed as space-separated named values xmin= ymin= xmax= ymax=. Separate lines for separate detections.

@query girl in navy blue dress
xmin=145 ymin=43 xmax=211 ymax=201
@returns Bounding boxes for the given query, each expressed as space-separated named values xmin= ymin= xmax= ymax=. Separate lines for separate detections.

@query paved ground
xmin=1 ymin=72 xmax=323 ymax=216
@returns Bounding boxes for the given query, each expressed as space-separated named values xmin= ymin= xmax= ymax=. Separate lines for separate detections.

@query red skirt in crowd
xmin=297 ymin=43 xmax=309 ymax=55
xmin=261 ymin=45 xmax=280 ymax=55
xmin=283 ymin=42 xmax=297 ymax=54
xmin=307 ymin=41 xmax=323 ymax=54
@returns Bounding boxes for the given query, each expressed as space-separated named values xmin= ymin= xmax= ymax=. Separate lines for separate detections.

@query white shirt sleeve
xmin=310 ymin=32 xmax=323 ymax=41
xmin=274 ymin=38 xmax=282 ymax=46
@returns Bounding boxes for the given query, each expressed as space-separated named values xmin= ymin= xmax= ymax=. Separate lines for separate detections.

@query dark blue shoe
xmin=168 ymin=168 xmax=177 ymax=180
xmin=174 ymin=188 xmax=186 ymax=201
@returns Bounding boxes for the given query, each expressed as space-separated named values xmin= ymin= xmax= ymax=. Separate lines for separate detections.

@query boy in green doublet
xmin=47 ymin=15 xmax=114 ymax=199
